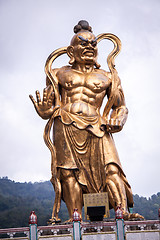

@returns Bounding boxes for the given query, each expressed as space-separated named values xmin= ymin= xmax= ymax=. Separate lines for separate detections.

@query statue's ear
xmin=67 ymin=46 xmax=75 ymax=65
xmin=67 ymin=46 xmax=74 ymax=57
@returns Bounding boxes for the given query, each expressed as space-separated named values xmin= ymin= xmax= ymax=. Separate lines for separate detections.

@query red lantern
xmin=115 ymin=205 xmax=123 ymax=219
xmin=29 ymin=211 xmax=37 ymax=224
xmin=72 ymin=208 xmax=81 ymax=222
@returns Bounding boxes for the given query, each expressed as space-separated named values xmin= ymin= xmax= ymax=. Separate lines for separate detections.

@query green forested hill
xmin=0 ymin=177 xmax=159 ymax=229
xmin=0 ymin=177 xmax=69 ymax=228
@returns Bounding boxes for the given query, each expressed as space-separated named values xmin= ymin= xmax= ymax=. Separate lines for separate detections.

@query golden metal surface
xmin=30 ymin=20 xmax=143 ymax=222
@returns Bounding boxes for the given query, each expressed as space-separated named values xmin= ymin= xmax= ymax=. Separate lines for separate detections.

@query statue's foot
xmin=64 ymin=218 xmax=82 ymax=223
xmin=64 ymin=218 xmax=73 ymax=223
xmin=48 ymin=217 xmax=61 ymax=225
xmin=123 ymin=212 xmax=144 ymax=221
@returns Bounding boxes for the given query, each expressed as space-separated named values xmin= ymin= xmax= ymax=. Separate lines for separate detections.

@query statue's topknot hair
xmin=74 ymin=20 xmax=92 ymax=33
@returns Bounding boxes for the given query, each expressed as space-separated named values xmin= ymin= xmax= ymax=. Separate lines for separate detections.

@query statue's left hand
xmin=106 ymin=106 xmax=128 ymax=133
xmin=106 ymin=119 xmax=123 ymax=133
xmin=29 ymin=85 xmax=54 ymax=119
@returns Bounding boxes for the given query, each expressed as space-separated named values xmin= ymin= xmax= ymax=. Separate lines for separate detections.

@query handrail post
xmin=29 ymin=211 xmax=37 ymax=240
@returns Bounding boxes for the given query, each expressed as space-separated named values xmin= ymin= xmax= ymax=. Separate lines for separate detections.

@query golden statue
xmin=30 ymin=20 xmax=143 ymax=222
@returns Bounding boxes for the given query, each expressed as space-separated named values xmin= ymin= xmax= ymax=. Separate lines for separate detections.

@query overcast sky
xmin=0 ymin=0 xmax=160 ymax=198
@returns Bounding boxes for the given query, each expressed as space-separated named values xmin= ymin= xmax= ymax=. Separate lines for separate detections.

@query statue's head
xmin=67 ymin=20 xmax=100 ymax=68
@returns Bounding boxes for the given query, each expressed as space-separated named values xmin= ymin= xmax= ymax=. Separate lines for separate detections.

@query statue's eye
xmin=80 ymin=41 xmax=88 ymax=46
xmin=91 ymin=41 xmax=97 ymax=47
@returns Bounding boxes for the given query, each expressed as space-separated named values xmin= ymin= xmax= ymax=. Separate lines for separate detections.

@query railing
xmin=125 ymin=220 xmax=160 ymax=240
xmin=0 ymin=219 xmax=159 ymax=240
xmin=37 ymin=224 xmax=73 ymax=238
xmin=0 ymin=227 xmax=29 ymax=239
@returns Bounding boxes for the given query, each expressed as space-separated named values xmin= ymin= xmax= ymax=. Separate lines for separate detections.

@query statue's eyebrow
xmin=78 ymin=36 xmax=88 ymax=42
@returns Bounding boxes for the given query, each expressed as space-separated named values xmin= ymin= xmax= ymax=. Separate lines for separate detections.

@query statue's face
xmin=70 ymin=31 xmax=98 ymax=65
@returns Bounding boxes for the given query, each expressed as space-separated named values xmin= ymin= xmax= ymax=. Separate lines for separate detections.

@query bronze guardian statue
xmin=30 ymin=20 xmax=143 ymax=222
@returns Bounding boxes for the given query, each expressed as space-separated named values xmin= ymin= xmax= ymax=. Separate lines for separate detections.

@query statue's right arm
xmin=29 ymin=68 xmax=59 ymax=120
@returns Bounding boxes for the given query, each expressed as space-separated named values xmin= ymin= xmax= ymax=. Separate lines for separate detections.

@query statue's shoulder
xmin=57 ymin=65 xmax=72 ymax=74
xmin=46 ymin=67 xmax=71 ymax=86
xmin=95 ymin=68 xmax=111 ymax=79
xmin=56 ymin=66 xmax=78 ymax=83
xmin=49 ymin=66 xmax=72 ymax=76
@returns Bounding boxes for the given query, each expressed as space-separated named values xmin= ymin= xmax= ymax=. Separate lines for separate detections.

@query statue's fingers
xmin=109 ymin=118 xmax=120 ymax=126
xmin=29 ymin=94 xmax=38 ymax=108
xmin=109 ymin=119 xmax=116 ymax=126
xmin=35 ymin=90 xmax=41 ymax=104
xmin=115 ymin=119 xmax=121 ymax=126
xmin=48 ymin=98 xmax=52 ymax=107
xmin=43 ymin=88 xmax=48 ymax=104
xmin=48 ymin=92 xmax=54 ymax=107
xmin=118 ymin=119 xmax=123 ymax=127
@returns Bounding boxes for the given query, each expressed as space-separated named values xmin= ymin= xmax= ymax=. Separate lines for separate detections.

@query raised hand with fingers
xmin=29 ymin=85 xmax=54 ymax=119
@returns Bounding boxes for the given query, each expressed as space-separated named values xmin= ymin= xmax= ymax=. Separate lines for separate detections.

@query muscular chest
xmin=58 ymin=69 xmax=110 ymax=93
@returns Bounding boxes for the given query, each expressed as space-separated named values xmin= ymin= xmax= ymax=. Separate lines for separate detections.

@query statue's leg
xmin=106 ymin=163 xmax=144 ymax=220
xmin=60 ymin=168 xmax=83 ymax=220
xmin=49 ymin=168 xmax=62 ymax=224
xmin=105 ymin=163 xmax=128 ymax=213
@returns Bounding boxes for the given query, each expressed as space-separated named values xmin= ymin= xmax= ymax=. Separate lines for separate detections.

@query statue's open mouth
xmin=83 ymin=50 xmax=94 ymax=57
